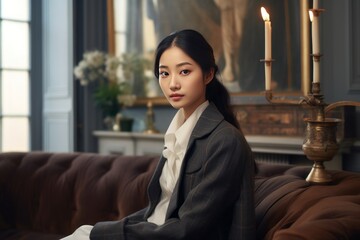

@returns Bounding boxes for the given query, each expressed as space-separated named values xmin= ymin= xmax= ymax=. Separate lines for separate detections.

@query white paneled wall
xmin=42 ymin=0 xmax=74 ymax=152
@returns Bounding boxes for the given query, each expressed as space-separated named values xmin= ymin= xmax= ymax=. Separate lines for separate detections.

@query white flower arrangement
xmin=74 ymin=50 xmax=134 ymax=117
xmin=74 ymin=50 xmax=118 ymax=86
xmin=74 ymin=50 xmax=155 ymax=119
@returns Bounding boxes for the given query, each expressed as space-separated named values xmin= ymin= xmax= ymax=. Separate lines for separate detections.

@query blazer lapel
xmin=145 ymin=156 xmax=166 ymax=219
xmin=165 ymin=103 xmax=224 ymax=219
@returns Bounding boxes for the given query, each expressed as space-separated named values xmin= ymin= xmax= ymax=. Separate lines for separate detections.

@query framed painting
xmin=111 ymin=0 xmax=311 ymax=105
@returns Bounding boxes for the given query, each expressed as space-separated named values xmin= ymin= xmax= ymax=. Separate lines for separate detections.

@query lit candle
xmin=309 ymin=11 xmax=320 ymax=55
xmin=309 ymin=10 xmax=320 ymax=83
xmin=261 ymin=7 xmax=272 ymax=90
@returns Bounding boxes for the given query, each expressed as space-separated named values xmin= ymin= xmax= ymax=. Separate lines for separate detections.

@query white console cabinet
xmin=93 ymin=131 xmax=164 ymax=156
xmin=93 ymin=132 xmax=345 ymax=170
xmin=93 ymin=131 xmax=304 ymax=156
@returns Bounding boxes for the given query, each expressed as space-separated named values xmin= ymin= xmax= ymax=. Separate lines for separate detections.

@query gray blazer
xmin=91 ymin=103 xmax=255 ymax=240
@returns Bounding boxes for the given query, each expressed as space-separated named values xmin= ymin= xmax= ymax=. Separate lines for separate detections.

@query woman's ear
xmin=204 ymin=68 xmax=215 ymax=85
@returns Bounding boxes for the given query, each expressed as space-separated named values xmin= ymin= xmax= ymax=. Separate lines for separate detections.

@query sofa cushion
xmin=0 ymin=229 xmax=63 ymax=240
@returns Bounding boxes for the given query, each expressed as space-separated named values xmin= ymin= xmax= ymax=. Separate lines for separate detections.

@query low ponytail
xmin=206 ymin=75 xmax=240 ymax=129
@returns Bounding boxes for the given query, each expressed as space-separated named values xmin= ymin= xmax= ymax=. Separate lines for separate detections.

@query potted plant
xmin=74 ymin=50 xmax=135 ymax=131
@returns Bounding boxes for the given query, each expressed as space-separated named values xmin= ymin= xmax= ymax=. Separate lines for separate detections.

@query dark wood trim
xmin=107 ymin=0 xmax=116 ymax=55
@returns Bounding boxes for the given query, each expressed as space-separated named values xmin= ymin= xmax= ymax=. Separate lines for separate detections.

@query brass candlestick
xmin=301 ymin=82 xmax=339 ymax=183
xmin=265 ymin=81 xmax=359 ymax=184
xmin=263 ymin=5 xmax=360 ymax=184
xmin=144 ymin=101 xmax=159 ymax=134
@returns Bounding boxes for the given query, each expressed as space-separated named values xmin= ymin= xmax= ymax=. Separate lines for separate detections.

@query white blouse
xmin=147 ymin=101 xmax=209 ymax=225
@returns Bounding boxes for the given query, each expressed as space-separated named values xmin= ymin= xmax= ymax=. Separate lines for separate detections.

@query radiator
xmin=254 ymin=152 xmax=290 ymax=165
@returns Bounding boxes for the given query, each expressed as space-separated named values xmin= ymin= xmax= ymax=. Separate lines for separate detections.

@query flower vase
xmin=104 ymin=115 xmax=120 ymax=131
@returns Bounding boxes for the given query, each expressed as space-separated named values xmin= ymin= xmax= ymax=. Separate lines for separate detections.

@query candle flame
xmin=309 ymin=10 xmax=314 ymax=22
xmin=261 ymin=7 xmax=270 ymax=21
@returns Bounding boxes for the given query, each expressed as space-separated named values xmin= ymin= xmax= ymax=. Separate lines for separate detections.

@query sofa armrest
xmin=255 ymin=164 xmax=360 ymax=240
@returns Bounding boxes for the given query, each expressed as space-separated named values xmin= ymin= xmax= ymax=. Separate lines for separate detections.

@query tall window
xmin=0 ymin=0 xmax=30 ymax=151
xmin=113 ymin=0 xmax=127 ymax=56
xmin=112 ymin=0 xmax=156 ymax=55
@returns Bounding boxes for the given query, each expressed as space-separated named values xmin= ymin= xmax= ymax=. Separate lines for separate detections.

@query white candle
xmin=309 ymin=11 xmax=320 ymax=55
xmin=309 ymin=10 xmax=320 ymax=83
xmin=261 ymin=7 xmax=272 ymax=90
xmin=313 ymin=0 xmax=319 ymax=9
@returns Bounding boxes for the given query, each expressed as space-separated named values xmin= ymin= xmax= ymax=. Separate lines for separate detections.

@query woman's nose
xmin=169 ymin=76 xmax=180 ymax=91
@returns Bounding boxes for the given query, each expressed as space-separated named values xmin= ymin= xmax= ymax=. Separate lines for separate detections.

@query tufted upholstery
xmin=0 ymin=152 xmax=360 ymax=239
xmin=0 ymin=152 xmax=158 ymax=239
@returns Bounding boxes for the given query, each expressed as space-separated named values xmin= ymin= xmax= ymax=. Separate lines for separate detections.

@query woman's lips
xmin=169 ymin=93 xmax=184 ymax=101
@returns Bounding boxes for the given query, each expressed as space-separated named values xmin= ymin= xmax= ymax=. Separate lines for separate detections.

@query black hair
xmin=154 ymin=29 xmax=240 ymax=130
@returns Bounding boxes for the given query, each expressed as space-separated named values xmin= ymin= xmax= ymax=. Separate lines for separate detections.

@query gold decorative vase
xmin=302 ymin=118 xmax=341 ymax=183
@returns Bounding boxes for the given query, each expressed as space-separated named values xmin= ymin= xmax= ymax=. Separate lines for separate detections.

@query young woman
xmin=64 ymin=29 xmax=255 ymax=240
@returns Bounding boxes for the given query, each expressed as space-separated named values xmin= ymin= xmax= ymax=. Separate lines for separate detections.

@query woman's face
xmin=158 ymin=46 xmax=212 ymax=119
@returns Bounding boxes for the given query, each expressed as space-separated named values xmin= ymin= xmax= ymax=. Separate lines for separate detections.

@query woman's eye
xmin=159 ymin=71 xmax=169 ymax=77
xmin=180 ymin=69 xmax=190 ymax=75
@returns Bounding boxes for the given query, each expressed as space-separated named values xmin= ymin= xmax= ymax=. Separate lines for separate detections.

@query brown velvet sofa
xmin=0 ymin=152 xmax=359 ymax=240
